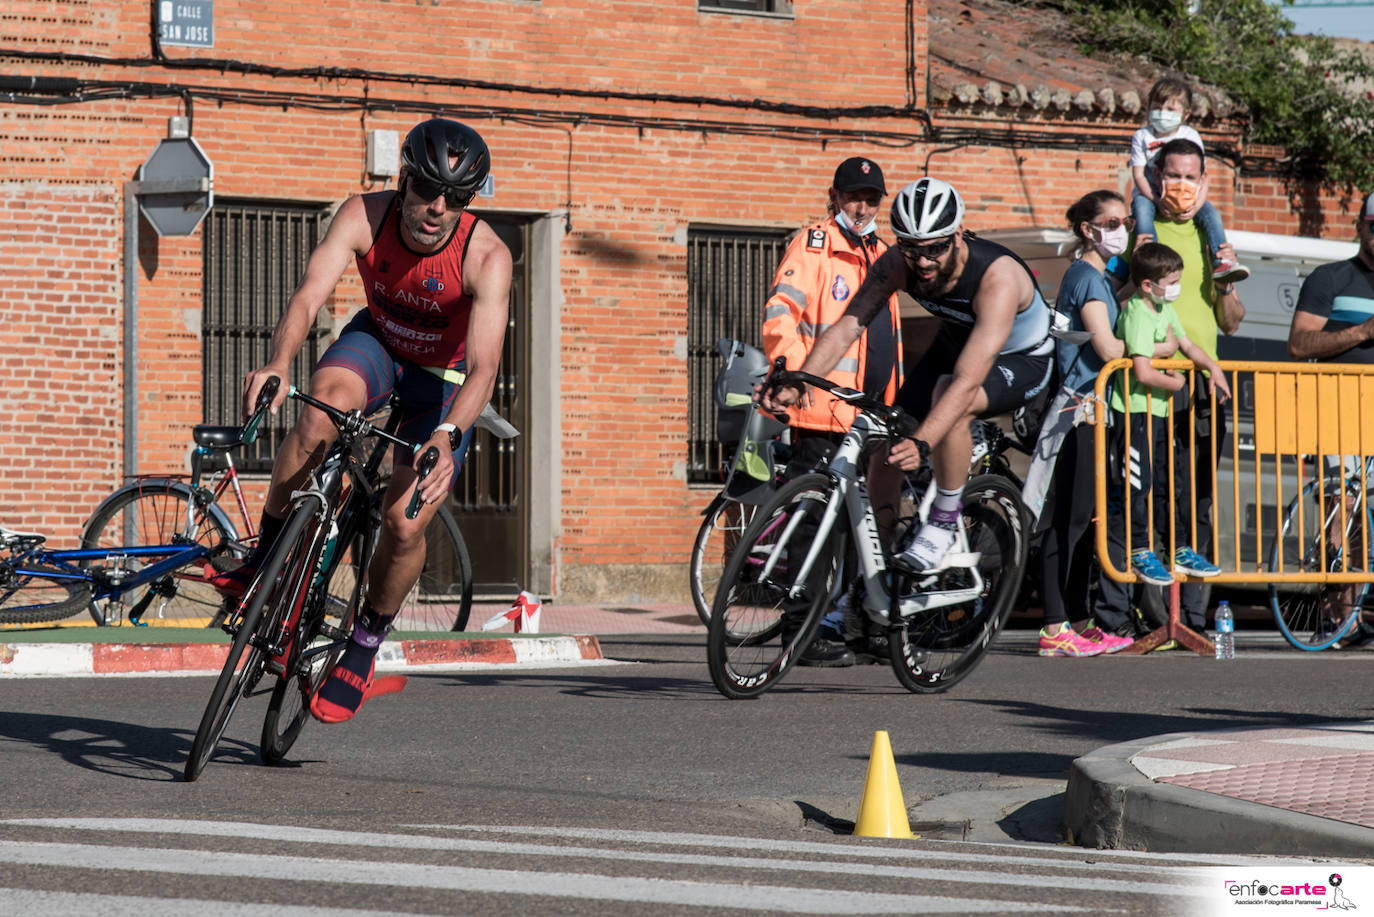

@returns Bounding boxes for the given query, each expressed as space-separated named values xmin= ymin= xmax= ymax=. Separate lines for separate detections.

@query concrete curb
xmin=1064 ymin=731 xmax=1374 ymax=856
xmin=0 ymin=634 xmax=604 ymax=677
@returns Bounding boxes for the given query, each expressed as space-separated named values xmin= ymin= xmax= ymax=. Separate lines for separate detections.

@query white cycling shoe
xmin=892 ymin=512 xmax=980 ymax=574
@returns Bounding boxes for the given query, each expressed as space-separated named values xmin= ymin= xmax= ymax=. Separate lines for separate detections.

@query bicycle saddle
xmin=192 ymin=425 xmax=242 ymax=449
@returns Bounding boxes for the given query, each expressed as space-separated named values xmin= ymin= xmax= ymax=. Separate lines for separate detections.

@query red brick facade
xmin=0 ymin=0 xmax=1364 ymax=602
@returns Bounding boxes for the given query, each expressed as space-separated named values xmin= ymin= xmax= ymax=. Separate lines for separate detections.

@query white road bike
xmin=706 ymin=368 xmax=1028 ymax=699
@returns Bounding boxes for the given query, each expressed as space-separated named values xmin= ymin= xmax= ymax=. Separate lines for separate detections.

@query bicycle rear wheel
xmin=81 ymin=480 xmax=240 ymax=626
xmin=0 ymin=558 xmax=93 ymax=625
xmin=690 ymin=495 xmax=758 ymax=627
xmin=184 ymin=500 xmax=320 ymax=781
xmin=706 ymin=473 xmax=844 ymax=699
xmin=1268 ymin=480 xmax=1371 ymax=650
xmin=890 ymin=474 xmax=1026 ymax=694
xmin=261 ymin=516 xmax=353 ymax=764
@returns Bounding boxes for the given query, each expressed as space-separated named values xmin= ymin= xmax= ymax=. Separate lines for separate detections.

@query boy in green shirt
xmin=1111 ymin=242 xmax=1232 ymax=586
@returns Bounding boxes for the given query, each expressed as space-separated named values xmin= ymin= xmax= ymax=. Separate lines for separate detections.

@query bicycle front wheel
xmin=185 ymin=499 xmax=321 ymax=781
xmin=1268 ymin=480 xmax=1371 ymax=651
xmin=706 ymin=473 xmax=844 ymax=700
xmin=0 ymin=559 xmax=93 ymax=625
xmin=262 ymin=514 xmax=354 ymax=764
xmin=690 ymin=495 xmax=759 ymax=627
xmin=890 ymin=474 xmax=1027 ymax=694
xmin=82 ymin=479 xmax=240 ymax=626
xmin=392 ymin=505 xmax=473 ymax=632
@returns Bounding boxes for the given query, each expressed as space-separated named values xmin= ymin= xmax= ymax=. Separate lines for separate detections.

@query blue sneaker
xmin=1131 ymin=550 xmax=1174 ymax=586
xmin=1174 ymin=546 xmax=1220 ymax=578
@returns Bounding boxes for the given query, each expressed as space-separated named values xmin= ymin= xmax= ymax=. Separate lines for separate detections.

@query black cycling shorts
xmin=895 ymin=324 xmax=1053 ymax=420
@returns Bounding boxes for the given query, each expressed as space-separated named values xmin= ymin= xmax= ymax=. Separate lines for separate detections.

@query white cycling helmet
xmin=890 ymin=177 xmax=964 ymax=241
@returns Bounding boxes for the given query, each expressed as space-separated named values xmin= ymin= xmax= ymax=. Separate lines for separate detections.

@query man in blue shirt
xmin=1285 ymin=190 xmax=1374 ymax=646
xmin=1288 ymin=191 xmax=1374 ymax=363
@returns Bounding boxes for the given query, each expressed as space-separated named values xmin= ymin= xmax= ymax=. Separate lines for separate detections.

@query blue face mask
xmin=835 ymin=209 xmax=876 ymax=237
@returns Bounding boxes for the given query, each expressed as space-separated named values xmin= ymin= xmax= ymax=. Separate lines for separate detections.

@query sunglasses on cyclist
xmin=898 ymin=236 xmax=955 ymax=261
xmin=407 ymin=175 xmax=470 ymax=209
xmin=1091 ymin=217 xmax=1135 ymax=232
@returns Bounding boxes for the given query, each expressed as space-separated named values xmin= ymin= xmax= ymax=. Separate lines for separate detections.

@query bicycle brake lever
xmin=405 ymin=446 xmax=441 ymax=520
xmin=242 ymin=376 xmax=282 ymax=445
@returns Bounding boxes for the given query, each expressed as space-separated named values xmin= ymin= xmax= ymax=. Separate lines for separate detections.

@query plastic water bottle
xmin=1214 ymin=601 xmax=1235 ymax=660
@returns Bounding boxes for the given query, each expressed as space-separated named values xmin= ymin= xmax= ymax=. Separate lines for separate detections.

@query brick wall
xmin=0 ymin=182 xmax=122 ymax=544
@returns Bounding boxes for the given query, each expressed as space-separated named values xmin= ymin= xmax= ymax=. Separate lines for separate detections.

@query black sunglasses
xmin=898 ymin=236 xmax=955 ymax=261
xmin=407 ymin=175 xmax=470 ymax=209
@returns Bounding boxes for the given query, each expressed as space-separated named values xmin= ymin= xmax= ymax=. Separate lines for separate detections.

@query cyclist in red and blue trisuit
xmin=216 ymin=118 xmax=512 ymax=723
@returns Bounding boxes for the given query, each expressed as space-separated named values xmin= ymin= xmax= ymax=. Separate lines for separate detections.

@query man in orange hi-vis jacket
xmin=761 ymin=157 xmax=903 ymax=667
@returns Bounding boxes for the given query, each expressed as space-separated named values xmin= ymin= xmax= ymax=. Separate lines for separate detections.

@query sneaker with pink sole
xmin=1038 ymin=627 xmax=1107 ymax=657
xmin=1078 ymin=625 xmax=1134 ymax=654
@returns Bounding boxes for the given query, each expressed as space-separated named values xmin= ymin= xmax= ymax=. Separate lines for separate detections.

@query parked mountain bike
xmin=184 ymin=378 xmax=453 ymax=780
xmin=80 ymin=401 xmax=473 ymax=632
xmin=706 ymin=365 xmax=1028 ymax=699
xmin=1268 ymin=455 xmax=1374 ymax=650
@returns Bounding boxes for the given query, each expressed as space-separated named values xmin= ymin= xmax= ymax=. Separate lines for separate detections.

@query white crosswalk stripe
xmin=0 ymin=817 xmax=1208 ymax=915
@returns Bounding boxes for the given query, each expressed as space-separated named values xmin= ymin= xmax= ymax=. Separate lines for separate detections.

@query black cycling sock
xmin=250 ymin=511 xmax=287 ymax=565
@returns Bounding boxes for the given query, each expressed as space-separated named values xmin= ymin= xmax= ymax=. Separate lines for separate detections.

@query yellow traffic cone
xmin=853 ymin=730 xmax=915 ymax=838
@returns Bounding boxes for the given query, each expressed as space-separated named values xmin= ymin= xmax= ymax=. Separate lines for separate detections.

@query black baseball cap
xmin=833 ymin=158 xmax=886 ymax=195
xmin=1362 ymin=190 xmax=1374 ymax=223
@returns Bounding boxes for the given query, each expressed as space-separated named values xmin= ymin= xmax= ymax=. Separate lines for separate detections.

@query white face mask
xmin=1149 ymin=108 xmax=1183 ymax=135
xmin=834 ymin=208 xmax=876 ymax=236
xmin=1150 ymin=282 xmax=1182 ymax=304
xmin=1093 ymin=224 xmax=1130 ymax=259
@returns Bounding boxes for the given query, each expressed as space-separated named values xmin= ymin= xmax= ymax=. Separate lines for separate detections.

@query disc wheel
xmin=706 ymin=473 xmax=844 ymax=699
xmin=889 ymin=474 xmax=1027 ymax=694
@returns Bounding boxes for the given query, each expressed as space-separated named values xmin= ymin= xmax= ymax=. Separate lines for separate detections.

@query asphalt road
xmin=0 ymin=630 xmax=1370 ymax=915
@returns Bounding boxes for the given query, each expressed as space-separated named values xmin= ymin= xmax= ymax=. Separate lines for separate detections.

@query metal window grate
xmin=452 ymin=218 xmax=527 ymax=516
xmin=203 ymin=200 xmax=331 ymax=471
xmin=685 ymin=224 xmax=789 ymax=484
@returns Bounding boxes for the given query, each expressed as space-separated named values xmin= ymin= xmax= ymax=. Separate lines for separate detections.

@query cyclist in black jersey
xmin=764 ymin=177 xmax=1053 ymax=573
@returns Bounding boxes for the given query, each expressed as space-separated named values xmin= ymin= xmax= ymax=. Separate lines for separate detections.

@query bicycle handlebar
xmin=765 ymin=358 xmax=921 ymax=440
xmin=256 ymin=383 xmax=437 ymax=516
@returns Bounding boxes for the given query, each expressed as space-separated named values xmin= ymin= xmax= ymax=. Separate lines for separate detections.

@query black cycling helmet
xmin=890 ymin=177 xmax=964 ymax=241
xmin=401 ymin=118 xmax=490 ymax=193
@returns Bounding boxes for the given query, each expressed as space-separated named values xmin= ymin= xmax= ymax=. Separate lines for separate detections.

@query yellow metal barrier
xmin=1090 ymin=359 xmax=1374 ymax=653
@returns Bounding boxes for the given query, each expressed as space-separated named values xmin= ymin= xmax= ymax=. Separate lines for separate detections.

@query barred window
xmin=685 ymin=224 xmax=790 ymax=484
xmin=202 ymin=199 xmax=332 ymax=471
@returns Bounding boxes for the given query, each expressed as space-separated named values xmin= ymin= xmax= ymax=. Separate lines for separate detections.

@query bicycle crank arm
xmin=897 ymin=583 xmax=985 ymax=616
xmin=924 ymin=551 xmax=980 ymax=571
